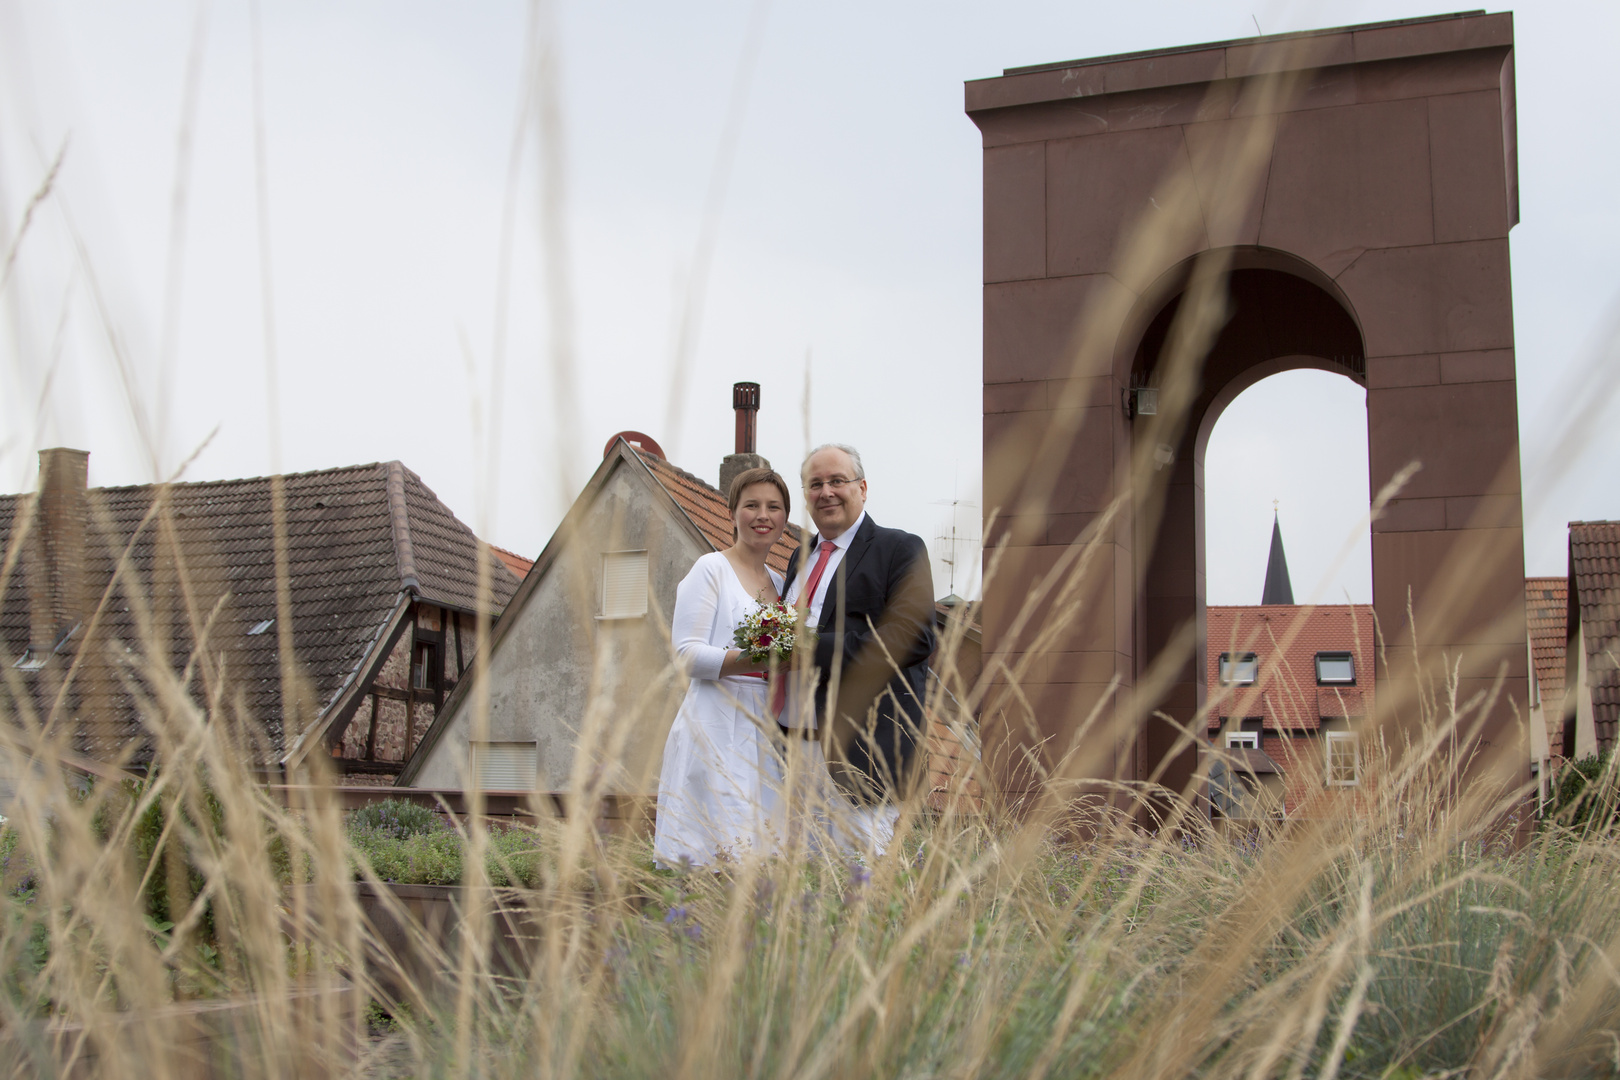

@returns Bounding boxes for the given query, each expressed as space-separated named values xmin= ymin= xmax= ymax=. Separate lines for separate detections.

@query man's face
xmin=803 ymin=448 xmax=867 ymax=539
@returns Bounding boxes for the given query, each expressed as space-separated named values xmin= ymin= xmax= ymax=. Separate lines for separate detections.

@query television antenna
xmin=933 ymin=482 xmax=981 ymax=598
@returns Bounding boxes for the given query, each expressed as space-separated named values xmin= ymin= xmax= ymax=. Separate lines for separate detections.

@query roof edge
xmin=999 ymin=10 xmax=1487 ymax=77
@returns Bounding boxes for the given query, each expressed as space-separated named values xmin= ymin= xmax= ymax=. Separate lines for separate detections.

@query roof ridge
xmin=385 ymin=461 xmax=421 ymax=594
xmin=639 ymin=448 xmax=724 ymax=496
xmin=0 ymin=460 xmax=391 ymax=500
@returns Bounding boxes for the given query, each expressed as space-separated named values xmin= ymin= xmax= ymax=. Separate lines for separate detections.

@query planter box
xmin=351 ymin=882 xmax=542 ymax=1003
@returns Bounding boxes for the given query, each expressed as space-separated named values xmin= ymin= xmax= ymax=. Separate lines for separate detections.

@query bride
xmin=653 ymin=467 xmax=792 ymax=868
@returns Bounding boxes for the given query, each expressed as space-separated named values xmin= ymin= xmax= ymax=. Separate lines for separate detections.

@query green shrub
xmin=348 ymin=827 xmax=464 ymax=885
xmin=1553 ymin=752 xmax=1620 ymax=832
xmin=348 ymin=798 xmax=445 ymax=839
xmin=345 ymin=821 xmax=545 ymax=887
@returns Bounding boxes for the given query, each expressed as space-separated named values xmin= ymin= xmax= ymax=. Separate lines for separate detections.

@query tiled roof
xmin=1569 ymin=523 xmax=1620 ymax=750
xmin=0 ymin=461 xmax=520 ymax=763
xmin=1525 ymin=575 xmax=1567 ymax=752
xmin=637 ymin=451 xmax=798 ymax=574
xmin=1206 ymin=605 xmax=1376 ymax=732
xmin=493 ymin=545 xmax=534 ymax=581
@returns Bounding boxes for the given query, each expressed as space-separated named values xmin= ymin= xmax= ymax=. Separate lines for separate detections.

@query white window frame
xmin=1225 ymin=731 xmax=1260 ymax=750
xmin=1325 ymin=731 xmax=1360 ymax=787
xmin=471 ymin=741 xmax=539 ymax=792
xmin=1219 ymin=652 xmax=1259 ymax=686
xmin=598 ymin=550 xmax=649 ymax=620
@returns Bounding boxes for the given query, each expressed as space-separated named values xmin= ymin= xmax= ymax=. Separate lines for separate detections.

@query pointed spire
xmin=1261 ymin=507 xmax=1294 ymax=605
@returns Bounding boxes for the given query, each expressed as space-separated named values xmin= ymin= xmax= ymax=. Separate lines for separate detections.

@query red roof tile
xmin=1206 ymin=605 xmax=1376 ymax=732
xmin=492 ymin=545 xmax=534 ymax=581
xmin=1526 ymin=574 xmax=1567 ymax=752
xmin=1569 ymin=523 xmax=1620 ymax=750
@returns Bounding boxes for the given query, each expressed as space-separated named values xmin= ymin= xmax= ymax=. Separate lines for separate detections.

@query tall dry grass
xmin=2 ymin=11 xmax=1619 ymax=1080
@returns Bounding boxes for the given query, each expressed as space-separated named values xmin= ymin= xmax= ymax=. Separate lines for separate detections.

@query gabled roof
xmin=1206 ymin=604 xmax=1375 ymax=732
xmin=1526 ymin=575 xmax=1567 ymax=749
xmin=397 ymin=438 xmax=801 ymax=786
xmin=0 ymin=461 xmax=520 ymax=763
xmin=1568 ymin=522 xmax=1620 ymax=750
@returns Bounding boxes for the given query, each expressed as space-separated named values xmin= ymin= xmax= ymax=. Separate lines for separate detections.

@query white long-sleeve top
xmin=671 ymin=552 xmax=784 ymax=682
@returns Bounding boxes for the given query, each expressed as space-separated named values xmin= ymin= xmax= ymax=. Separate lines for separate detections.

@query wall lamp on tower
xmin=1123 ymin=386 xmax=1159 ymax=420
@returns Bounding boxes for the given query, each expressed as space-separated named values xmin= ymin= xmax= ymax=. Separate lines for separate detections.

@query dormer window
xmin=1218 ymin=652 xmax=1259 ymax=685
xmin=1315 ymin=652 xmax=1355 ymax=685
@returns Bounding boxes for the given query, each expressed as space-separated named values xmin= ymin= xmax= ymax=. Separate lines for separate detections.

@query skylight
xmin=1218 ymin=652 xmax=1259 ymax=686
xmin=1315 ymin=652 xmax=1355 ymax=685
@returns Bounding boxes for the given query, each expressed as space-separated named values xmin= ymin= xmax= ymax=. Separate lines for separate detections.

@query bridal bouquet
xmin=733 ymin=599 xmax=814 ymax=664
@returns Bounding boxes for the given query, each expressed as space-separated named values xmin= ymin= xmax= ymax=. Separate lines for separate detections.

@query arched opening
xmin=1127 ymin=256 xmax=1368 ymax=807
xmin=1203 ymin=370 xmax=1372 ymax=606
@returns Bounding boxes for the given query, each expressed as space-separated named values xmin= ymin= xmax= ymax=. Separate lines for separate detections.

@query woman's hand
xmin=717 ymin=648 xmax=768 ymax=678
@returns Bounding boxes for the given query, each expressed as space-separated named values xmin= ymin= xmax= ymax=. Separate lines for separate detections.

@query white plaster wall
xmin=410 ymin=460 xmax=707 ymax=794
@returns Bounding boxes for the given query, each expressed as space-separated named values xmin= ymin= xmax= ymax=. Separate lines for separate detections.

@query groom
xmin=783 ymin=443 xmax=936 ymax=820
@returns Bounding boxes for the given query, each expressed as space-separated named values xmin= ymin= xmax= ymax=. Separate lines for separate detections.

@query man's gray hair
xmin=801 ymin=443 xmax=865 ymax=484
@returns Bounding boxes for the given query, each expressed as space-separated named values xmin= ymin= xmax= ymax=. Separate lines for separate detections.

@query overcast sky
xmin=1 ymin=1 xmax=1616 ymax=606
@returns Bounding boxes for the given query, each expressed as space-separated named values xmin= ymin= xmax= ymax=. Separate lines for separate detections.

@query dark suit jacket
xmin=783 ymin=514 xmax=936 ymax=803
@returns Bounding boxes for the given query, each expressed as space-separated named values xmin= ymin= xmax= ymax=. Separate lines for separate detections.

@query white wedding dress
xmin=653 ymin=552 xmax=785 ymax=868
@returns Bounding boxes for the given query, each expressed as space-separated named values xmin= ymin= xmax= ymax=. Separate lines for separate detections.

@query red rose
xmin=758 ymin=634 xmax=772 ymax=648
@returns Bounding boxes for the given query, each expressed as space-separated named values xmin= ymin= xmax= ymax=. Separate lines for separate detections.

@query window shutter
xmin=474 ymin=742 xmax=538 ymax=791
xmin=601 ymin=551 xmax=649 ymax=618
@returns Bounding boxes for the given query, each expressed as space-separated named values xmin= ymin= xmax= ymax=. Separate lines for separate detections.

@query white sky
xmin=2 ymin=1 xmax=1617 ymax=605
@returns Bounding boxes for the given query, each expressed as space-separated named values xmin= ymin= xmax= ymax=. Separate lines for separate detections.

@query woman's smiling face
xmin=733 ymin=481 xmax=788 ymax=551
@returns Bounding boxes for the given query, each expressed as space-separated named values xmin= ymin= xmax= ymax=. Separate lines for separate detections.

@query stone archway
xmin=1130 ymin=257 xmax=1369 ymax=803
xmin=968 ymin=12 xmax=1528 ymax=815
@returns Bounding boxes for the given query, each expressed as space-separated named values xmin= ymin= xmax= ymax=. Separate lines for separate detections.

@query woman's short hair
xmin=727 ymin=467 xmax=791 ymax=518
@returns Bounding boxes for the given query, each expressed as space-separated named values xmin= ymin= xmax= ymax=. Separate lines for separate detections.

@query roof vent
xmin=603 ymin=431 xmax=666 ymax=460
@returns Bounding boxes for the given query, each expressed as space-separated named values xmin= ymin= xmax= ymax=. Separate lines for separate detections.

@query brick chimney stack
xmin=718 ymin=382 xmax=769 ymax=497
xmin=27 ymin=448 xmax=89 ymax=659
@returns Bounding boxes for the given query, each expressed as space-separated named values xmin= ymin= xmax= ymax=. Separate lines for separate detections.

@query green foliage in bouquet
xmin=732 ymin=599 xmax=815 ymax=664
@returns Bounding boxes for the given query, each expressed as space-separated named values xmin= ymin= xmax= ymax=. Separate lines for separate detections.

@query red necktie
xmin=773 ymin=540 xmax=836 ymax=717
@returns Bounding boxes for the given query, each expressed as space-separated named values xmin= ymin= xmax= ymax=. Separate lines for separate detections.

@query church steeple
xmin=1261 ymin=505 xmax=1294 ymax=605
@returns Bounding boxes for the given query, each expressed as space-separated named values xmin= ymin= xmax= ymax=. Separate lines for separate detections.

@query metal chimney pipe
xmin=733 ymin=382 xmax=760 ymax=455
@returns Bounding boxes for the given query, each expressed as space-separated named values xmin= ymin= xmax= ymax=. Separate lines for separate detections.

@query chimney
xmin=718 ymin=382 xmax=769 ymax=496
xmin=26 ymin=448 xmax=90 ymax=660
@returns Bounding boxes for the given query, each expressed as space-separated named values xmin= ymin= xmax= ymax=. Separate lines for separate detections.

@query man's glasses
xmin=805 ymin=477 xmax=859 ymax=494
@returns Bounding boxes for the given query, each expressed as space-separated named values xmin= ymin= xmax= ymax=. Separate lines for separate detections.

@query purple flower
xmin=684 ymin=923 xmax=703 ymax=941
xmin=849 ymin=864 xmax=872 ymax=888
xmin=664 ymin=905 xmax=690 ymax=925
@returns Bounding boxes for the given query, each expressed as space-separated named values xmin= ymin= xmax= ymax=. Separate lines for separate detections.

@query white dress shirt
xmin=788 ymin=511 xmax=866 ymax=624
